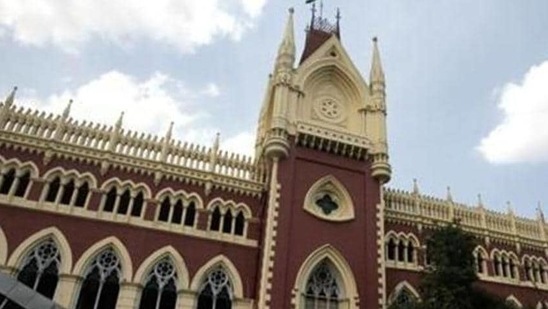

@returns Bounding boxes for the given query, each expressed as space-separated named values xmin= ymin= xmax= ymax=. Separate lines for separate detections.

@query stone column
xmin=55 ymin=274 xmax=80 ymax=308
xmin=117 ymin=282 xmax=141 ymax=309
xmin=176 ymin=289 xmax=196 ymax=309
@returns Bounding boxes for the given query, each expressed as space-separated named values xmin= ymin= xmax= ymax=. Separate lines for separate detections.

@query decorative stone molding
xmin=303 ymin=175 xmax=355 ymax=222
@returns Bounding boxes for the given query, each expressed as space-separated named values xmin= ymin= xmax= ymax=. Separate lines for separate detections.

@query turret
xmin=368 ymin=37 xmax=391 ymax=183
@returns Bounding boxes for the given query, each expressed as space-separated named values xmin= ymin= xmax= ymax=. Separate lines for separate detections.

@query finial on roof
xmin=477 ymin=194 xmax=484 ymax=208
xmin=310 ymin=2 xmax=317 ymax=27
xmin=115 ymin=111 xmax=124 ymax=129
xmin=537 ymin=202 xmax=545 ymax=222
xmin=276 ymin=6 xmax=295 ymax=68
xmin=335 ymin=8 xmax=341 ymax=34
xmin=4 ymin=86 xmax=17 ymax=107
xmin=506 ymin=201 xmax=514 ymax=215
xmin=213 ymin=132 xmax=220 ymax=151
xmin=370 ymin=37 xmax=385 ymax=85
xmin=165 ymin=121 xmax=174 ymax=140
xmin=62 ymin=99 xmax=73 ymax=119
xmin=446 ymin=186 xmax=453 ymax=202
xmin=412 ymin=178 xmax=419 ymax=194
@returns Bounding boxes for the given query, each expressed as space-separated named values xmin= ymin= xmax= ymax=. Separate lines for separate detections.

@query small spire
xmin=115 ymin=111 xmax=124 ymax=129
xmin=62 ymin=99 xmax=73 ymax=119
xmin=335 ymin=8 xmax=341 ymax=35
xmin=310 ymin=3 xmax=316 ymax=27
xmin=165 ymin=121 xmax=174 ymax=140
xmin=370 ymin=37 xmax=385 ymax=85
xmin=412 ymin=178 xmax=419 ymax=194
xmin=277 ymin=7 xmax=295 ymax=67
xmin=477 ymin=194 xmax=484 ymax=208
xmin=213 ymin=132 xmax=220 ymax=151
xmin=4 ymin=86 xmax=17 ymax=107
xmin=506 ymin=201 xmax=514 ymax=215
xmin=537 ymin=202 xmax=545 ymax=222
xmin=446 ymin=186 xmax=453 ymax=202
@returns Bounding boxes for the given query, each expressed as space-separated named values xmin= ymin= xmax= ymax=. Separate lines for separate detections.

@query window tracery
xmin=17 ymin=238 xmax=60 ymax=299
xmin=523 ymin=256 xmax=547 ymax=284
xmin=138 ymin=257 xmax=178 ymax=309
xmin=75 ymin=248 xmax=121 ymax=309
xmin=197 ymin=266 xmax=233 ymax=309
xmin=303 ymin=176 xmax=354 ymax=222
xmin=392 ymin=288 xmax=418 ymax=309
xmin=303 ymin=261 xmax=340 ymax=309
xmin=492 ymin=250 xmax=519 ymax=280
xmin=208 ymin=203 xmax=248 ymax=237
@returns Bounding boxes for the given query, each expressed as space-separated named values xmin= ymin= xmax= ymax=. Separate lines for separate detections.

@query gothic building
xmin=0 ymin=7 xmax=547 ymax=309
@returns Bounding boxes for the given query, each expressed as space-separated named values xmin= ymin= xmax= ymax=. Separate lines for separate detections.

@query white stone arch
xmin=406 ymin=233 xmax=420 ymax=247
xmin=388 ymin=280 xmax=421 ymax=304
xmin=506 ymin=295 xmax=523 ymax=308
xmin=2 ymin=158 xmax=40 ymax=177
xmin=490 ymin=248 xmax=501 ymax=260
xmin=77 ymin=171 xmax=99 ymax=189
xmin=6 ymin=227 xmax=72 ymax=274
xmin=134 ymin=245 xmax=190 ymax=289
xmin=292 ymin=244 xmax=359 ymax=308
xmin=190 ymin=254 xmax=244 ymax=299
xmin=0 ymin=225 xmax=7 ymax=265
xmin=72 ymin=236 xmax=133 ymax=282
xmin=303 ymin=175 xmax=355 ymax=222
xmin=101 ymin=177 xmax=152 ymax=198
xmin=42 ymin=166 xmax=68 ymax=179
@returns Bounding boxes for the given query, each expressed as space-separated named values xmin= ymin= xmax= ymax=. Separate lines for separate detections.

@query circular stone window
xmin=314 ymin=97 xmax=345 ymax=123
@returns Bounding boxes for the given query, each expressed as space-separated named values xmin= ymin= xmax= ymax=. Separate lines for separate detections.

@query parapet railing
xmin=0 ymin=96 xmax=267 ymax=190
xmin=384 ymin=188 xmax=548 ymax=245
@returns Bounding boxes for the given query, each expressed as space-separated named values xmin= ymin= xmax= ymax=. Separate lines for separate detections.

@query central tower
xmin=256 ymin=7 xmax=391 ymax=309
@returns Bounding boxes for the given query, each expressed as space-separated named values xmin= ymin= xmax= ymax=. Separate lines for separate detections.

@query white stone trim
xmin=0 ymin=225 xmax=7 ymax=265
xmin=303 ymin=175 xmax=355 ymax=222
xmin=190 ymin=254 xmax=244 ymax=299
xmin=133 ymin=245 xmax=190 ymax=289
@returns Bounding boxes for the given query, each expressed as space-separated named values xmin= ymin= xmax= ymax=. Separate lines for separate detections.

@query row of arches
xmin=0 ymin=160 xmax=253 ymax=238
xmin=0 ymin=226 xmax=245 ymax=309
xmin=385 ymin=231 xmax=548 ymax=285
xmin=387 ymin=281 xmax=543 ymax=309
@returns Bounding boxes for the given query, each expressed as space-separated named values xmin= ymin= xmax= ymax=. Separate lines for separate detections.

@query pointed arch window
xmin=197 ymin=266 xmax=233 ymax=309
xmin=101 ymin=186 xmax=145 ymax=217
xmin=138 ymin=258 xmax=178 ymax=309
xmin=210 ymin=207 xmax=222 ymax=232
xmin=234 ymin=212 xmax=245 ymax=236
xmin=0 ymin=168 xmax=16 ymax=195
xmin=392 ymin=288 xmax=418 ymax=309
xmin=14 ymin=170 xmax=31 ymax=197
xmin=157 ymin=197 xmax=197 ymax=227
xmin=75 ymin=248 xmax=121 ymax=309
xmin=222 ymin=210 xmax=233 ymax=234
xmin=387 ymin=238 xmax=396 ymax=261
xmin=17 ymin=238 xmax=60 ymax=299
xmin=303 ymin=261 xmax=341 ymax=309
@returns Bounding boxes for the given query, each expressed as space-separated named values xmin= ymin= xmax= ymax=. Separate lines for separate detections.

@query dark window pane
xmin=60 ymin=180 xmax=75 ymax=205
xmin=172 ymin=200 xmax=183 ymax=224
xmin=14 ymin=171 xmax=30 ymax=197
xmin=117 ymin=190 xmax=131 ymax=215
xmin=103 ymin=187 xmax=117 ymax=212
xmin=45 ymin=177 xmax=61 ymax=202
xmin=158 ymin=198 xmax=171 ymax=222
xmin=75 ymin=182 xmax=90 ymax=207
xmin=234 ymin=211 xmax=245 ymax=236
xmin=0 ymin=168 xmax=16 ymax=194
xmin=131 ymin=192 xmax=144 ymax=217
xmin=222 ymin=210 xmax=233 ymax=234
xmin=184 ymin=202 xmax=196 ymax=227
xmin=210 ymin=207 xmax=221 ymax=231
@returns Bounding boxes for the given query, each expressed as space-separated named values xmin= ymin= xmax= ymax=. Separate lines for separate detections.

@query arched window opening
xmin=117 ymin=189 xmax=131 ymax=215
xmin=303 ymin=261 xmax=340 ymax=309
xmin=184 ymin=202 xmax=196 ymax=227
xmin=0 ymin=168 xmax=16 ymax=195
xmin=103 ymin=187 xmax=117 ymax=212
xmin=501 ymin=257 xmax=508 ymax=277
xmin=407 ymin=243 xmax=415 ymax=263
xmin=75 ymin=182 xmax=89 ymax=207
xmin=525 ymin=260 xmax=532 ymax=281
xmin=392 ymin=288 xmax=417 ymax=309
xmin=540 ymin=265 xmax=546 ymax=283
xmin=494 ymin=255 xmax=501 ymax=277
xmin=476 ymin=252 xmax=485 ymax=274
xmin=75 ymin=248 xmax=121 ymax=309
xmin=210 ymin=207 xmax=222 ymax=231
xmin=60 ymin=180 xmax=75 ymax=205
xmin=222 ymin=210 xmax=233 ymax=234
xmin=397 ymin=241 xmax=406 ymax=262
xmin=234 ymin=212 xmax=245 ymax=236
xmin=17 ymin=239 xmax=60 ymax=299
xmin=387 ymin=239 xmax=396 ymax=261
xmin=159 ymin=198 xmax=171 ymax=222
xmin=45 ymin=177 xmax=61 ymax=203
xmin=196 ymin=267 xmax=232 ymax=309
xmin=171 ymin=200 xmax=183 ymax=224
xmin=132 ymin=191 xmax=144 ymax=217
xmin=14 ymin=170 xmax=31 ymax=197
xmin=509 ymin=259 xmax=516 ymax=279
xmin=506 ymin=299 xmax=521 ymax=309
xmin=138 ymin=258 xmax=177 ymax=309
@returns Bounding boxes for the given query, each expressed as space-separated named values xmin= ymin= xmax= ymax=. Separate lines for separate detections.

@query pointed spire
xmin=412 ymin=178 xmax=419 ymax=195
xmin=446 ymin=186 xmax=453 ymax=202
xmin=62 ymin=99 xmax=73 ymax=119
xmin=165 ymin=121 xmax=174 ymax=141
xmin=4 ymin=86 xmax=17 ymax=107
xmin=537 ymin=202 xmax=545 ymax=222
xmin=477 ymin=194 xmax=484 ymax=208
xmin=276 ymin=8 xmax=295 ymax=68
xmin=115 ymin=111 xmax=124 ymax=130
xmin=506 ymin=201 xmax=514 ymax=216
xmin=213 ymin=132 xmax=220 ymax=152
xmin=370 ymin=37 xmax=385 ymax=85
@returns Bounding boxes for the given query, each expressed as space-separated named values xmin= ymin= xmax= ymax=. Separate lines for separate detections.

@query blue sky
xmin=1 ymin=0 xmax=547 ymax=218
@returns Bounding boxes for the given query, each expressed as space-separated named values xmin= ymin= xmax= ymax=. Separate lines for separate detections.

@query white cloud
xmin=221 ymin=131 xmax=256 ymax=157
xmin=13 ymin=71 xmax=255 ymax=156
xmin=202 ymin=83 xmax=221 ymax=97
xmin=0 ymin=0 xmax=268 ymax=53
xmin=478 ymin=61 xmax=548 ymax=163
